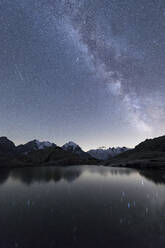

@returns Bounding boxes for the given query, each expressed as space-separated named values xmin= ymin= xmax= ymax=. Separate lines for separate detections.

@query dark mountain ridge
xmin=16 ymin=139 xmax=56 ymax=154
xmin=1 ymin=135 xmax=165 ymax=169
xmin=0 ymin=136 xmax=16 ymax=154
xmin=62 ymin=141 xmax=92 ymax=159
xmin=105 ymin=135 xmax=165 ymax=168
xmin=0 ymin=137 xmax=100 ymax=168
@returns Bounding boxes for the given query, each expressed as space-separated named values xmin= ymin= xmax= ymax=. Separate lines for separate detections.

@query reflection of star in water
xmin=27 ymin=200 xmax=31 ymax=207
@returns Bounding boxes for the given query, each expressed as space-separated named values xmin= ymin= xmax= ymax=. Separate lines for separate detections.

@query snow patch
xmin=88 ymin=147 xmax=130 ymax=160
xmin=34 ymin=140 xmax=55 ymax=150
xmin=62 ymin=141 xmax=80 ymax=151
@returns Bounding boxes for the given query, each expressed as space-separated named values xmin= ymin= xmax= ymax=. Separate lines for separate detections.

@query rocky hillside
xmin=0 ymin=137 xmax=16 ymax=155
xmin=62 ymin=141 xmax=92 ymax=159
xmin=105 ymin=135 xmax=165 ymax=169
xmin=0 ymin=137 xmax=100 ymax=168
xmin=22 ymin=146 xmax=99 ymax=167
xmin=16 ymin=139 xmax=56 ymax=154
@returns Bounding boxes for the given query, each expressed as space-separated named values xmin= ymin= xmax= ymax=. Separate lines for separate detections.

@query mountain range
xmin=88 ymin=147 xmax=130 ymax=160
xmin=0 ymin=137 xmax=129 ymax=165
xmin=1 ymin=135 xmax=165 ymax=169
xmin=0 ymin=137 xmax=98 ymax=168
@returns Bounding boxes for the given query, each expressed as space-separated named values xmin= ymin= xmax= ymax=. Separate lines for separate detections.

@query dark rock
xmin=106 ymin=135 xmax=165 ymax=169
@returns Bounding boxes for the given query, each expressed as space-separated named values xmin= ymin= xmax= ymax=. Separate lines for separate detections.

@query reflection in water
xmin=0 ymin=169 xmax=10 ymax=184
xmin=0 ymin=166 xmax=165 ymax=248
xmin=0 ymin=165 xmax=165 ymax=186
xmin=0 ymin=166 xmax=140 ymax=185
xmin=11 ymin=166 xmax=82 ymax=185
xmin=139 ymin=169 xmax=165 ymax=185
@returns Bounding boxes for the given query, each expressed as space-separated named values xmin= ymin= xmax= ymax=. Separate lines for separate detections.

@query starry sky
xmin=0 ymin=0 xmax=165 ymax=150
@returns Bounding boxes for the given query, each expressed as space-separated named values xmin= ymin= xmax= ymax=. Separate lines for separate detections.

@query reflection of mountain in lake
xmin=10 ymin=167 xmax=83 ymax=185
xmin=0 ymin=166 xmax=137 ymax=185
xmin=139 ymin=170 xmax=165 ymax=185
xmin=0 ymin=169 xmax=10 ymax=184
xmin=1 ymin=165 xmax=165 ymax=187
xmin=1 ymin=166 xmax=164 ymax=186
xmin=0 ymin=167 xmax=165 ymax=248
xmin=0 ymin=167 xmax=83 ymax=185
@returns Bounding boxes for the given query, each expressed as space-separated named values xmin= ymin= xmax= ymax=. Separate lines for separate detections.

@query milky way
xmin=57 ymin=0 xmax=165 ymax=133
xmin=0 ymin=0 xmax=165 ymax=149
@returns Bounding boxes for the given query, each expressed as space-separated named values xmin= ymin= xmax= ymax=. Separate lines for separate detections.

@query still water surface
xmin=0 ymin=165 xmax=165 ymax=248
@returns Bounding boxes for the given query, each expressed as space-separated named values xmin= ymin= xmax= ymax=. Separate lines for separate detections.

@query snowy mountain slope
xmin=88 ymin=147 xmax=130 ymax=160
xmin=62 ymin=141 xmax=91 ymax=159
xmin=16 ymin=139 xmax=56 ymax=154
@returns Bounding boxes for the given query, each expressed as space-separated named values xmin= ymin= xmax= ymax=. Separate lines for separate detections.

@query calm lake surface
xmin=0 ymin=165 xmax=165 ymax=248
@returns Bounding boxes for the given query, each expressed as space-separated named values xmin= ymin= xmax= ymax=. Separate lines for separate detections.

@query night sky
xmin=0 ymin=0 xmax=165 ymax=150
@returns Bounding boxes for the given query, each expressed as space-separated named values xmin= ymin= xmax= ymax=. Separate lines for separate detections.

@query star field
xmin=0 ymin=0 xmax=165 ymax=150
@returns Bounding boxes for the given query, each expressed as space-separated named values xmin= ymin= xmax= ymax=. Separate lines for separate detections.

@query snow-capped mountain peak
xmin=16 ymin=139 xmax=56 ymax=154
xmin=34 ymin=140 xmax=55 ymax=149
xmin=62 ymin=141 xmax=80 ymax=151
xmin=62 ymin=141 xmax=91 ymax=159
xmin=87 ymin=147 xmax=130 ymax=160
